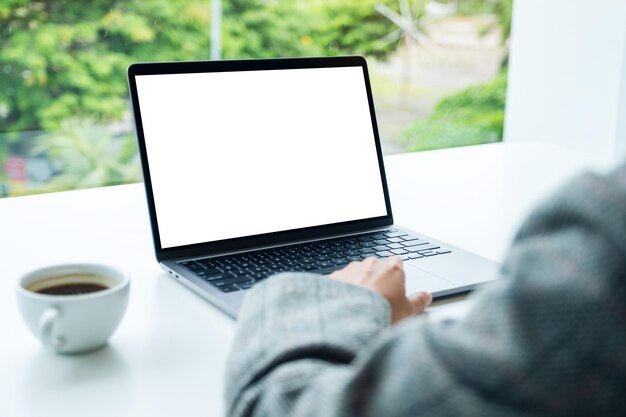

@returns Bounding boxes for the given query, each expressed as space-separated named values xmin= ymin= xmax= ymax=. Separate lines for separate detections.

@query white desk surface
xmin=0 ymin=142 xmax=613 ymax=417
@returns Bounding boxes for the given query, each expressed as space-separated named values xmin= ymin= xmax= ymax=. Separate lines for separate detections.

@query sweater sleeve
xmin=224 ymin=164 xmax=626 ymax=417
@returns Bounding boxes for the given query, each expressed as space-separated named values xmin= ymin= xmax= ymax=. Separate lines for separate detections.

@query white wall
xmin=504 ymin=0 xmax=626 ymax=161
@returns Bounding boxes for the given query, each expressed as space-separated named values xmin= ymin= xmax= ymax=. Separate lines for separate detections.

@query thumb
xmin=408 ymin=291 xmax=433 ymax=315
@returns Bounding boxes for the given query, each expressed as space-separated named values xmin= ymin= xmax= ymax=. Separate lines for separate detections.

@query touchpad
xmin=404 ymin=263 xmax=454 ymax=294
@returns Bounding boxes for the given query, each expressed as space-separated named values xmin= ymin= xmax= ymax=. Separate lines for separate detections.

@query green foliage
xmin=0 ymin=1 xmax=511 ymax=195
xmin=0 ymin=0 xmax=212 ymax=132
xmin=401 ymin=70 xmax=507 ymax=151
xmin=399 ymin=0 xmax=512 ymax=152
xmin=456 ymin=0 xmax=513 ymax=41
xmin=0 ymin=0 xmax=401 ymax=133
xmin=33 ymin=119 xmax=141 ymax=189
xmin=311 ymin=0 xmax=402 ymax=60
xmin=222 ymin=0 xmax=322 ymax=59
xmin=0 ymin=0 xmax=405 ymax=194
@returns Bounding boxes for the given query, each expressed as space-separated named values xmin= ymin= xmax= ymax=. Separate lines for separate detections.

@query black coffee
xmin=36 ymin=282 xmax=109 ymax=296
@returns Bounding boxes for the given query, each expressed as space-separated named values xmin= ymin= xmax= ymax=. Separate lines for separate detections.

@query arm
xmin=225 ymin=164 xmax=626 ymax=417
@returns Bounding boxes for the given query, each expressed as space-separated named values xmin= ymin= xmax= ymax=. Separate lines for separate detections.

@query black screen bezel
xmin=127 ymin=56 xmax=394 ymax=262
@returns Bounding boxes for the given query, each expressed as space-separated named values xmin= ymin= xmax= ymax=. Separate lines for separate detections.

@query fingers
xmin=330 ymin=256 xmax=403 ymax=282
xmin=408 ymin=291 xmax=433 ymax=315
xmin=330 ymin=258 xmax=373 ymax=281
xmin=367 ymin=256 xmax=404 ymax=282
xmin=385 ymin=256 xmax=403 ymax=270
xmin=330 ymin=256 xmax=429 ymax=322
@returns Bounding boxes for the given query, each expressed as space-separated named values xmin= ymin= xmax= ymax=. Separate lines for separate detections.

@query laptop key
xmin=390 ymin=248 xmax=408 ymax=255
xmin=334 ymin=251 xmax=351 ymax=259
xmin=409 ymin=253 xmax=424 ymax=259
xmin=405 ymin=241 xmax=431 ymax=249
xmin=436 ymin=250 xmax=452 ymax=255
xmin=183 ymin=261 xmax=204 ymax=272
xmin=197 ymin=268 xmax=221 ymax=276
xmin=230 ymin=269 xmax=252 ymax=278
xmin=219 ymin=264 xmax=239 ymax=272
xmin=218 ymin=285 xmax=239 ymax=293
xmin=211 ymin=276 xmax=254 ymax=287
xmin=202 ymin=273 xmax=231 ymax=282
xmin=400 ymin=241 xmax=422 ymax=248
xmin=412 ymin=245 xmax=440 ymax=252
xmin=193 ymin=259 xmax=213 ymax=268
xmin=418 ymin=250 xmax=438 ymax=257
xmin=385 ymin=231 xmax=408 ymax=238
xmin=308 ymin=265 xmax=344 ymax=275
xmin=303 ymin=264 xmax=320 ymax=271
xmin=376 ymin=250 xmax=394 ymax=257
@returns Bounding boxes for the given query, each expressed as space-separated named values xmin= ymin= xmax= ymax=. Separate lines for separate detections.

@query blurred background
xmin=0 ymin=0 xmax=511 ymax=197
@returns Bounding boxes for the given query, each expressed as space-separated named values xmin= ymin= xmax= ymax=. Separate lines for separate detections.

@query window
xmin=0 ymin=0 xmax=511 ymax=197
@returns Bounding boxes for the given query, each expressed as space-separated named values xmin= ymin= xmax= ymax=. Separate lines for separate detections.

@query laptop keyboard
xmin=177 ymin=228 xmax=451 ymax=293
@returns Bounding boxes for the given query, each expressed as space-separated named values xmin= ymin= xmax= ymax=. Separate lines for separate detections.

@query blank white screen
xmin=135 ymin=66 xmax=388 ymax=249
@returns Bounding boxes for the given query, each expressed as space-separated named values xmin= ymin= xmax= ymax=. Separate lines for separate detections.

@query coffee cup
xmin=16 ymin=264 xmax=130 ymax=354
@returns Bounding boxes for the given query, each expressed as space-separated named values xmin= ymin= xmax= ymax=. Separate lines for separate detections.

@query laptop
xmin=127 ymin=56 xmax=499 ymax=318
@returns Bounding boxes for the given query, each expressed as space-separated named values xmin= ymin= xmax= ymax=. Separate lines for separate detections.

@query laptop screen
xmin=134 ymin=65 xmax=388 ymax=249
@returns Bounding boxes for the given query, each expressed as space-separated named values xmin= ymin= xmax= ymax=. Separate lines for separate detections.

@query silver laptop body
xmin=127 ymin=56 xmax=499 ymax=318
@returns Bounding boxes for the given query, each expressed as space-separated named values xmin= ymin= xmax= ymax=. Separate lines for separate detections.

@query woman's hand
xmin=330 ymin=256 xmax=432 ymax=324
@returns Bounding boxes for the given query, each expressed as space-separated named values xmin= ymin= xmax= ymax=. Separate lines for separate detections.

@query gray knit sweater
xmin=225 ymin=164 xmax=626 ymax=416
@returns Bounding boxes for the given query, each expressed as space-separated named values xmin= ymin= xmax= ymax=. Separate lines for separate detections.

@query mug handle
xmin=38 ymin=307 xmax=65 ymax=350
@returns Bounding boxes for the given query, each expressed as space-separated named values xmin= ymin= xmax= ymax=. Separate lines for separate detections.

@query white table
xmin=0 ymin=142 xmax=613 ymax=417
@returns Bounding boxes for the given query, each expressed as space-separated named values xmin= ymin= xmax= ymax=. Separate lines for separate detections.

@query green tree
xmin=222 ymin=0 xmax=400 ymax=60
xmin=0 ymin=0 xmax=403 ymax=194
xmin=402 ymin=70 xmax=507 ymax=151
xmin=222 ymin=0 xmax=323 ymax=59
xmin=401 ymin=0 xmax=512 ymax=152
xmin=0 ymin=0 xmax=401 ymax=134
xmin=312 ymin=0 xmax=402 ymax=60
xmin=0 ymin=0 xmax=213 ymax=132
xmin=456 ymin=0 xmax=513 ymax=46
xmin=33 ymin=119 xmax=141 ymax=190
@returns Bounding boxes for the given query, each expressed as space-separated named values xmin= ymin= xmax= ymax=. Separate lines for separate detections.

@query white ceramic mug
xmin=16 ymin=264 xmax=130 ymax=354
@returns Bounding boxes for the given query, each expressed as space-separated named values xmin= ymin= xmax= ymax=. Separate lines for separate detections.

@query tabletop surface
xmin=0 ymin=142 xmax=613 ymax=417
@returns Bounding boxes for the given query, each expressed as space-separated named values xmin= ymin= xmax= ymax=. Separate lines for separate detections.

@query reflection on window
xmin=0 ymin=0 xmax=511 ymax=197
